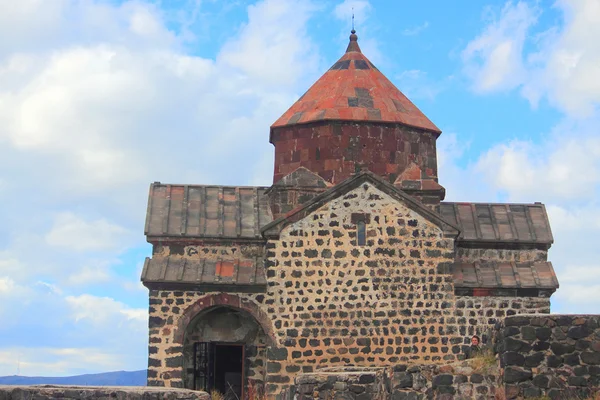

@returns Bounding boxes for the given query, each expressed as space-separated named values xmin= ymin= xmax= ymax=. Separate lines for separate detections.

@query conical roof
xmin=271 ymin=31 xmax=441 ymax=134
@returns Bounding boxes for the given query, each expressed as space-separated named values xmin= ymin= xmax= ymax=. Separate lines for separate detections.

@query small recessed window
xmin=357 ymin=220 xmax=366 ymax=246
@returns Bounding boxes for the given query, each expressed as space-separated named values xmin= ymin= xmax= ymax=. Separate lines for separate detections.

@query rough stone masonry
xmin=140 ymin=30 xmax=560 ymax=398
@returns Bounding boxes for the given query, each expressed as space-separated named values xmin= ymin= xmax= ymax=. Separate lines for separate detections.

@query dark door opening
xmin=215 ymin=344 xmax=243 ymax=399
xmin=193 ymin=342 xmax=244 ymax=399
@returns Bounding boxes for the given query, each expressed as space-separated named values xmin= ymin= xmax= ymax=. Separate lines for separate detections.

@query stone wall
xmin=496 ymin=314 xmax=600 ymax=399
xmin=294 ymin=362 xmax=499 ymax=400
xmin=294 ymin=368 xmax=387 ymax=400
xmin=147 ymin=182 xmax=464 ymax=395
xmin=455 ymin=247 xmax=547 ymax=263
xmin=270 ymin=121 xmax=438 ymax=186
xmin=262 ymin=182 xmax=460 ymax=394
xmin=455 ymin=296 xmax=550 ymax=342
xmin=0 ymin=385 xmax=209 ymax=400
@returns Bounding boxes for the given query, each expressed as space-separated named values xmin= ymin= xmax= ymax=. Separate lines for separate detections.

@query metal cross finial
xmin=352 ymin=8 xmax=355 ymax=32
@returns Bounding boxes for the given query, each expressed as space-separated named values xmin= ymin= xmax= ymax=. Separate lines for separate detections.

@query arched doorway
xmin=183 ymin=305 xmax=268 ymax=399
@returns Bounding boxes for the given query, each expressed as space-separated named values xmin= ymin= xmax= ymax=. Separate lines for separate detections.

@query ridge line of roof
xmin=151 ymin=183 xmax=270 ymax=189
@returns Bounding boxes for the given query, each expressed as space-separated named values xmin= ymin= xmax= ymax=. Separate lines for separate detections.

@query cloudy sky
xmin=0 ymin=0 xmax=599 ymax=377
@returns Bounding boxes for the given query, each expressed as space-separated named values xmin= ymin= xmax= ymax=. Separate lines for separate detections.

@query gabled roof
xmin=145 ymin=183 xmax=272 ymax=241
xmin=141 ymin=256 xmax=266 ymax=292
xmin=143 ymin=182 xmax=554 ymax=249
xmin=453 ymin=261 xmax=558 ymax=291
xmin=261 ymin=171 xmax=460 ymax=239
xmin=440 ymin=202 xmax=553 ymax=248
xmin=271 ymin=31 xmax=441 ymax=134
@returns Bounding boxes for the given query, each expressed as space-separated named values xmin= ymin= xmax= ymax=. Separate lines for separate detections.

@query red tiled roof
xmin=271 ymin=31 xmax=441 ymax=133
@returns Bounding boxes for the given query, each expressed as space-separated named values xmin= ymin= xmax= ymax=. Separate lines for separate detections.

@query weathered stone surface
xmin=496 ymin=315 xmax=600 ymax=399
xmin=0 ymin=385 xmax=209 ymax=400
xmin=432 ymin=374 xmax=453 ymax=387
xmin=503 ymin=367 xmax=532 ymax=383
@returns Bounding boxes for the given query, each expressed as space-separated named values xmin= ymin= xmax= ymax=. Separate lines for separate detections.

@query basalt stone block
xmin=393 ymin=372 xmax=412 ymax=388
xmin=150 ymin=351 xmax=171 ymax=366
xmin=505 ymin=316 xmax=530 ymax=326
xmin=503 ymin=367 xmax=532 ymax=383
xmin=564 ymin=353 xmax=580 ymax=366
xmin=504 ymin=338 xmax=530 ymax=352
xmin=392 ymin=390 xmax=421 ymax=400
xmin=589 ymin=365 xmax=600 ymax=375
xmin=576 ymin=339 xmax=591 ymax=350
xmin=547 ymin=355 xmax=563 ymax=368
xmin=523 ymin=387 xmax=542 ymax=398
xmin=533 ymin=341 xmax=550 ymax=351
xmin=350 ymin=385 xmax=365 ymax=394
xmin=358 ymin=374 xmax=375 ymax=384
xmin=533 ymin=374 xmax=550 ymax=388
xmin=393 ymin=365 xmax=407 ymax=372
xmin=432 ymin=374 xmax=453 ymax=387
xmin=555 ymin=316 xmax=573 ymax=326
xmin=581 ymin=351 xmax=600 ymax=365
xmin=267 ymin=347 xmax=288 ymax=361
xmin=503 ymin=352 xmax=525 ymax=366
xmin=504 ymin=326 xmax=520 ymax=337
xmin=522 ymin=326 xmax=536 ymax=341
xmin=524 ymin=352 xmax=545 ymax=367
xmin=470 ymin=374 xmax=483 ymax=384
xmin=568 ymin=326 xmax=592 ymax=339
xmin=267 ymin=362 xmax=281 ymax=373
xmin=551 ymin=342 xmax=574 ymax=356
xmin=268 ymin=375 xmax=290 ymax=383
xmin=165 ymin=355 xmax=183 ymax=368
xmin=148 ymin=316 xmax=164 ymax=328
xmin=574 ymin=365 xmax=588 ymax=376
xmin=437 ymin=386 xmax=455 ymax=395
xmin=568 ymin=376 xmax=588 ymax=386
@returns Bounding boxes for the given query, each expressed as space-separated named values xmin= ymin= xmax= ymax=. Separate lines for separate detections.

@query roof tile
xmin=271 ymin=32 xmax=440 ymax=133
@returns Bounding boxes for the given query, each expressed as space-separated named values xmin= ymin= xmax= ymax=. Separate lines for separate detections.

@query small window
xmin=357 ymin=220 xmax=366 ymax=246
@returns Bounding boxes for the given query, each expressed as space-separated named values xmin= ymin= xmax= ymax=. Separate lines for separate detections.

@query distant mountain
xmin=0 ymin=370 xmax=147 ymax=386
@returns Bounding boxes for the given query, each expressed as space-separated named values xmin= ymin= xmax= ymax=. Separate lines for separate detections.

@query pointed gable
xmin=261 ymin=171 xmax=459 ymax=239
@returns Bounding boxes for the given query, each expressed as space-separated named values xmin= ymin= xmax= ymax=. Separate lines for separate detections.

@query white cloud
xmin=402 ymin=21 xmax=429 ymax=36
xmin=464 ymin=1 xmax=600 ymax=118
xmin=45 ymin=212 xmax=133 ymax=252
xmin=219 ymin=0 xmax=319 ymax=88
xmin=467 ymin=120 xmax=600 ymax=314
xmin=0 ymin=282 xmax=148 ymax=376
xmin=396 ymin=69 xmax=447 ymax=101
xmin=66 ymin=294 xmax=147 ymax=326
xmin=462 ymin=1 xmax=539 ymax=93
xmin=522 ymin=0 xmax=600 ymax=116
xmin=476 ymin=131 xmax=600 ymax=203
xmin=334 ymin=0 xmax=370 ymax=23
xmin=0 ymin=0 xmax=322 ymax=375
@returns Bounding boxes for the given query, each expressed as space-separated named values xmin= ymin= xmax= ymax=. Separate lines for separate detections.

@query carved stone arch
xmin=174 ymin=293 xmax=276 ymax=345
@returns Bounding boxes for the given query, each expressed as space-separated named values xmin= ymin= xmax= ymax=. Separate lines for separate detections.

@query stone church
xmin=141 ymin=31 xmax=559 ymax=398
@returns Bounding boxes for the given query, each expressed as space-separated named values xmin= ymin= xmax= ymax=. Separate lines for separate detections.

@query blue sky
xmin=0 ymin=0 xmax=599 ymax=376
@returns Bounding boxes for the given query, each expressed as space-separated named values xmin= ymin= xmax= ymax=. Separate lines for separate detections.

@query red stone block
xmin=473 ymin=288 xmax=493 ymax=297
xmin=324 ymin=159 xmax=342 ymax=170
